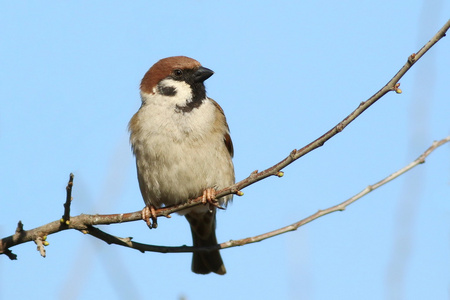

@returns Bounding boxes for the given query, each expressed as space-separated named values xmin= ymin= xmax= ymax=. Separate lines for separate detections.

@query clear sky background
xmin=1 ymin=2 xmax=449 ymax=300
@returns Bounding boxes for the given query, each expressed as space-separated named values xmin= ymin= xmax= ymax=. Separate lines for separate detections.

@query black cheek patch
xmin=158 ymin=85 xmax=177 ymax=96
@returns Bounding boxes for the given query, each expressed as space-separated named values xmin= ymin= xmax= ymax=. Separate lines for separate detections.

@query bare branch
xmin=218 ymin=136 xmax=450 ymax=249
xmin=61 ymin=173 xmax=74 ymax=225
xmin=1 ymin=20 xmax=449 ymax=258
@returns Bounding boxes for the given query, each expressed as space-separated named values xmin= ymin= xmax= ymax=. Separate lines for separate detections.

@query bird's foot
xmin=142 ymin=205 xmax=158 ymax=229
xmin=201 ymin=188 xmax=224 ymax=210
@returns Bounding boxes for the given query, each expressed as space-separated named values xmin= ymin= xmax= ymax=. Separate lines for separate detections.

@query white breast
xmin=130 ymin=93 xmax=234 ymax=212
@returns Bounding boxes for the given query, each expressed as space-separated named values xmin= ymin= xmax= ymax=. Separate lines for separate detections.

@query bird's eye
xmin=173 ymin=69 xmax=183 ymax=76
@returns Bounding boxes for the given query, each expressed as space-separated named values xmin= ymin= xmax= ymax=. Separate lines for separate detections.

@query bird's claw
xmin=142 ymin=205 xmax=158 ymax=229
xmin=201 ymin=188 xmax=224 ymax=210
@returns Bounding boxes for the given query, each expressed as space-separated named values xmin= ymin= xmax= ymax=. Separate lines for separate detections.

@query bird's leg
xmin=201 ymin=188 xmax=224 ymax=210
xmin=142 ymin=205 xmax=158 ymax=229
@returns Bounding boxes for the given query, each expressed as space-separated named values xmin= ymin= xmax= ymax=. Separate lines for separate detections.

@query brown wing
xmin=209 ymin=98 xmax=234 ymax=158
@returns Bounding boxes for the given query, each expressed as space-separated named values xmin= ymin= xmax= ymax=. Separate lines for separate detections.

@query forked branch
xmin=1 ymin=20 xmax=449 ymax=258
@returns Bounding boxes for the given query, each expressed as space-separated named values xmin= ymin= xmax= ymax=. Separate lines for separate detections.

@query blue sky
xmin=1 ymin=1 xmax=449 ymax=299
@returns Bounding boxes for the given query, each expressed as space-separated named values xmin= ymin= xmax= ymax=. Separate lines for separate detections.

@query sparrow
xmin=128 ymin=56 xmax=235 ymax=275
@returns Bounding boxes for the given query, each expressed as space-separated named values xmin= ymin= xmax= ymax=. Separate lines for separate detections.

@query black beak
xmin=194 ymin=66 xmax=214 ymax=83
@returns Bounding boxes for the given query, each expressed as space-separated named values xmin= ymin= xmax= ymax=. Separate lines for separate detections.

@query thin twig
xmin=1 ymin=20 xmax=449 ymax=258
xmin=61 ymin=173 xmax=74 ymax=225
xmin=218 ymin=136 xmax=450 ymax=249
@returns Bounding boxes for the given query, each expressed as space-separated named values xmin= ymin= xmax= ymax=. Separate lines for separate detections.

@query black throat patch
xmin=175 ymin=98 xmax=204 ymax=113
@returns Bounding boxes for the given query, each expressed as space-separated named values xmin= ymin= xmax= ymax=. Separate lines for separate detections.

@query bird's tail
xmin=185 ymin=210 xmax=226 ymax=275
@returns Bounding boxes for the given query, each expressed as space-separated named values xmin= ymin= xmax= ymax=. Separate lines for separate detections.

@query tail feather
xmin=185 ymin=210 xmax=226 ymax=275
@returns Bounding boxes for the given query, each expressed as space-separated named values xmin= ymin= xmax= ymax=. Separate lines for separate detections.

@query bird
xmin=128 ymin=56 xmax=235 ymax=275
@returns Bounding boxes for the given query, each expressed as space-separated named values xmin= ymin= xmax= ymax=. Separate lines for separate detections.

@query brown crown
xmin=140 ymin=56 xmax=201 ymax=94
